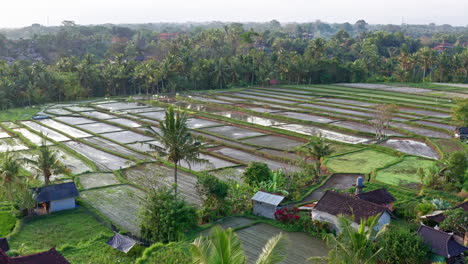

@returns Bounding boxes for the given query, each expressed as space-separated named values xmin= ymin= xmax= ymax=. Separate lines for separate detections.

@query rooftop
xmin=33 ymin=182 xmax=79 ymax=203
xmin=252 ymin=191 xmax=285 ymax=206
xmin=417 ymin=225 xmax=468 ymax=258
xmin=314 ymin=190 xmax=388 ymax=222
xmin=0 ymin=248 xmax=70 ymax=264
xmin=357 ymin=188 xmax=396 ymax=205
xmin=107 ymin=233 xmax=137 ymax=253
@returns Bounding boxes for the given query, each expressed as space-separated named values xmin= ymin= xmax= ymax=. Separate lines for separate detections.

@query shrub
xmin=140 ymin=187 xmax=198 ymax=243
xmin=440 ymin=208 xmax=468 ymax=237
xmin=242 ymin=162 xmax=271 ymax=186
xmin=376 ymin=226 xmax=430 ymax=264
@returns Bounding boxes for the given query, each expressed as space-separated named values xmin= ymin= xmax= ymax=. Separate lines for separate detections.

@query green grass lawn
xmin=0 ymin=107 xmax=41 ymax=122
xmin=375 ymin=156 xmax=437 ymax=187
xmin=0 ymin=206 xmax=16 ymax=237
xmin=8 ymin=207 xmax=139 ymax=264
xmin=326 ymin=149 xmax=399 ymax=174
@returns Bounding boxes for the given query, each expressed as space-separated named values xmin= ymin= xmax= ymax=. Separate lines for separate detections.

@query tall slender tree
xmin=148 ymin=106 xmax=204 ymax=195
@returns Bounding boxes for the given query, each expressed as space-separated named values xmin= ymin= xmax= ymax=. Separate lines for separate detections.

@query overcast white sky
xmin=1 ymin=0 xmax=467 ymax=28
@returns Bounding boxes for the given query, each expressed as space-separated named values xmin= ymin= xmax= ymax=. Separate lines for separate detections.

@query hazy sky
xmin=1 ymin=0 xmax=467 ymax=28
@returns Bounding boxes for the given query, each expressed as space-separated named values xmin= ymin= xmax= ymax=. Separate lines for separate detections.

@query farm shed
xmin=251 ymin=191 xmax=285 ymax=219
xmin=33 ymin=182 xmax=79 ymax=213
xmin=107 ymin=233 xmax=137 ymax=253
xmin=0 ymin=247 xmax=70 ymax=264
xmin=417 ymin=225 xmax=468 ymax=263
xmin=311 ymin=190 xmax=391 ymax=232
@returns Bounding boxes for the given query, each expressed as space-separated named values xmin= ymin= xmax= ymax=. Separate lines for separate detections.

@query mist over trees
xmin=0 ymin=20 xmax=467 ymax=109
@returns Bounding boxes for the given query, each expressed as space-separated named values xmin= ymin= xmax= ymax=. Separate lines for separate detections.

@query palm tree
xmin=148 ymin=106 xmax=204 ymax=195
xmin=299 ymin=135 xmax=334 ymax=176
xmin=0 ymin=151 xmax=24 ymax=200
xmin=24 ymin=139 xmax=70 ymax=185
xmin=191 ymin=226 xmax=287 ymax=264
xmin=310 ymin=215 xmax=385 ymax=264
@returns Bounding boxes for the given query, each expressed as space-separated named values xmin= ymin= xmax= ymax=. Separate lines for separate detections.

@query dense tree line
xmin=0 ymin=23 xmax=467 ymax=109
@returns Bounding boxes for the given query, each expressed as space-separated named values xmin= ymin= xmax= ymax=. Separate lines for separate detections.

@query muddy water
xmin=304 ymin=173 xmax=361 ymax=201
xmin=379 ymin=139 xmax=440 ymax=159
xmin=81 ymin=111 xmax=117 ymax=120
xmin=40 ymin=119 xmax=92 ymax=138
xmin=299 ymin=103 xmax=374 ymax=117
xmin=107 ymin=118 xmax=142 ymax=128
xmin=318 ymin=98 xmax=376 ymax=107
xmin=55 ymin=116 xmax=96 ymax=125
xmin=186 ymin=118 xmax=223 ymax=129
xmin=399 ymin=108 xmax=451 ymax=118
xmin=96 ymin=102 xmax=148 ymax=111
xmin=0 ymin=138 xmax=29 ymax=152
xmin=414 ymin=120 xmax=456 ymax=131
xmin=100 ymin=130 xmax=154 ymax=144
xmin=231 ymin=93 xmax=297 ymax=104
xmin=179 ymin=153 xmax=238 ymax=171
xmin=84 ymin=137 xmax=152 ymax=160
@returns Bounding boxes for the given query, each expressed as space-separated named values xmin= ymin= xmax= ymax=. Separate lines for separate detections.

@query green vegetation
xmin=0 ymin=108 xmax=40 ymax=122
xmin=326 ymin=149 xmax=399 ymax=174
xmin=0 ymin=206 xmax=16 ymax=237
xmin=242 ymin=161 xmax=271 ymax=186
xmin=140 ymin=186 xmax=198 ymax=243
xmin=135 ymin=242 xmax=192 ymax=264
xmin=375 ymin=157 xmax=437 ymax=186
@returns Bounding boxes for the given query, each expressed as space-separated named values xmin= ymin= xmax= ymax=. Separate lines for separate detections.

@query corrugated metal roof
xmin=252 ymin=191 xmax=285 ymax=206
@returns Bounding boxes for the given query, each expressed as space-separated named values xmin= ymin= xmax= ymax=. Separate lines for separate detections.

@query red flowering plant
xmin=274 ymin=207 xmax=300 ymax=224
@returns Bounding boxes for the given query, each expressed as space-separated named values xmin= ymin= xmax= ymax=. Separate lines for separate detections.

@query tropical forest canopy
xmin=0 ymin=20 xmax=467 ymax=109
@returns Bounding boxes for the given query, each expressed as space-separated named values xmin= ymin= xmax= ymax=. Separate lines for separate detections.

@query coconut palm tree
xmin=24 ymin=139 xmax=70 ymax=185
xmin=299 ymin=135 xmax=334 ymax=176
xmin=191 ymin=226 xmax=287 ymax=264
xmin=148 ymin=106 xmax=204 ymax=195
xmin=310 ymin=215 xmax=385 ymax=264
xmin=0 ymin=151 xmax=24 ymax=200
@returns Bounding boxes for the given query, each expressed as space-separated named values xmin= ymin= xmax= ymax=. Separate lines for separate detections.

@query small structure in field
xmin=0 ymin=247 xmax=70 ymax=264
xmin=454 ymin=127 xmax=468 ymax=141
xmin=417 ymin=225 xmax=468 ymax=263
xmin=357 ymin=188 xmax=396 ymax=211
xmin=0 ymin=238 xmax=9 ymax=252
xmin=33 ymin=182 xmax=79 ymax=213
xmin=311 ymin=190 xmax=391 ymax=232
xmin=107 ymin=233 xmax=137 ymax=253
xmin=251 ymin=191 xmax=285 ymax=219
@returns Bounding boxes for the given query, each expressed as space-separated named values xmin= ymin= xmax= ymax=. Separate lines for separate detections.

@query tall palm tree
xmin=24 ymin=139 xmax=70 ymax=186
xmin=191 ymin=226 xmax=287 ymax=264
xmin=0 ymin=151 xmax=24 ymax=200
xmin=310 ymin=215 xmax=385 ymax=264
xmin=148 ymin=106 xmax=204 ymax=195
xmin=299 ymin=135 xmax=334 ymax=176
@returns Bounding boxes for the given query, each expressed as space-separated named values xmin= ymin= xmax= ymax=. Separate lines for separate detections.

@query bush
xmin=242 ymin=162 xmax=271 ymax=186
xmin=376 ymin=226 xmax=430 ymax=264
xmin=440 ymin=208 xmax=468 ymax=237
xmin=140 ymin=187 xmax=198 ymax=243
xmin=0 ymin=211 xmax=16 ymax=237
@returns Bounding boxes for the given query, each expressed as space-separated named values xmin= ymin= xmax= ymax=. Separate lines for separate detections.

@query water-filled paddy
xmin=78 ymin=172 xmax=121 ymax=189
xmin=39 ymin=119 xmax=92 ymax=138
xmin=217 ymin=111 xmax=286 ymax=126
xmin=99 ymin=130 xmax=153 ymax=144
xmin=14 ymin=128 xmax=53 ymax=146
xmin=107 ymin=118 xmax=141 ymax=128
xmin=275 ymin=123 xmax=370 ymax=144
xmin=55 ymin=116 xmax=96 ymax=125
xmin=0 ymin=137 xmax=29 ymax=152
xmin=390 ymin=122 xmax=451 ymax=138
xmin=201 ymin=125 xmax=265 ymax=139
xmin=186 ymin=118 xmax=223 ymax=129
xmin=22 ymin=121 xmax=71 ymax=142
xmin=77 ymin=122 xmax=124 ymax=134
xmin=179 ymin=153 xmax=238 ymax=171
xmin=275 ymin=111 xmax=335 ymax=123
xmin=240 ymin=135 xmax=304 ymax=150
xmin=84 ymin=137 xmax=152 ymax=160
xmin=379 ymin=139 xmax=439 ymax=159
xmin=96 ymin=102 xmax=148 ymax=111
xmin=137 ymin=111 xmax=166 ymax=120
xmin=64 ymin=141 xmax=134 ymax=171
xmin=211 ymin=147 xmax=297 ymax=171
xmin=81 ymin=111 xmax=116 ymax=120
